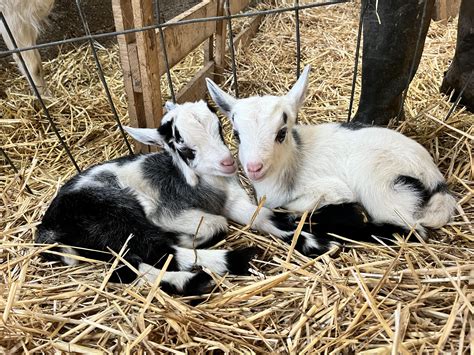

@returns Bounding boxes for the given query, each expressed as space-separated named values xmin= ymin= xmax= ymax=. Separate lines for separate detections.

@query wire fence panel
xmin=1 ymin=0 xmax=469 ymax=179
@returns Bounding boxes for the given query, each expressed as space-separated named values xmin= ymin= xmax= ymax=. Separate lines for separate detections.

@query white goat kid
xmin=36 ymin=101 xmax=334 ymax=295
xmin=0 ymin=0 xmax=53 ymax=95
xmin=206 ymin=66 xmax=457 ymax=238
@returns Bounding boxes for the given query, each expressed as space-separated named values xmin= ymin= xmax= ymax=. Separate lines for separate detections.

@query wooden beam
xmin=230 ymin=0 xmax=250 ymax=14
xmin=157 ymin=0 xmax=218 ymax=75
xmin=214 ymin=0 xmax=226 ymax=83
xmin=233 ymin=14 xmax=263 ymax=52
xmin=112 ymin=0 xmax=148 ymax=152
xmin=176 ymin=61 xmax=215 ymax=104
xmin=131 ymin=0 xmax=163 ymax=126
xmin=433 ymin=0 xmax=461 ymax=22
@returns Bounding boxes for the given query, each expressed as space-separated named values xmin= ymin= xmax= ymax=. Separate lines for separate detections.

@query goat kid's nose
xmin=247 ymin=162 xmax=263 ymax=173
xmin=220 ymin=157 xmax=235 ymax=167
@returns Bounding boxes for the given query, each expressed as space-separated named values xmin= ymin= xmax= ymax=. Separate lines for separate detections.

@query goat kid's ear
xmin=205 ymin=78 xmax=237 ymax=118
xmin=123 ymin=126 xmax=165 ymax=147
xmin=165 ymin=101 xmax=177 ymax=112
xmin=286 ymin=65 xmax=311 ymax=112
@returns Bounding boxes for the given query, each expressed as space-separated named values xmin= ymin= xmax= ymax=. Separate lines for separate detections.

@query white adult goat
xmin=206 ymin=66 xmax=457 ymax=238
xmin=0 ymin=0 xmax=53 ymax=94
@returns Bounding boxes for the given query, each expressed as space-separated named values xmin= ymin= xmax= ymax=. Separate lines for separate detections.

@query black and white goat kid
xmin=206 ymin=66 xmax=457 ymax=241
xmin=36 ymin=101 xmax=340 ymax=295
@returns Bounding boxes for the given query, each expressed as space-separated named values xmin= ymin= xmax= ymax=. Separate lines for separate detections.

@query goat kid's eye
xmin=275 ymin=127 xmax=287 ymax=143
xmin=178 ymin=147 xmax=196 ymax=162
xmin=233 ymin=130 xmax=240 ymax=143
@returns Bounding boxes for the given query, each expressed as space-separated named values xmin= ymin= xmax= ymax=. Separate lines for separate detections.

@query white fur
xmin=157 ymin=209 xmax=228 ymax=248
xmin=173 ymin=247 xmax=229 ymax=275
xmin=138 ymin=262 xmax=197 ymax=291
xmin=207 ymin=66 xmax=457 ymax=234
xmin=60 ymin=246 xmax=79 ymax=266
xmin=0 ymin=0 xmax=54 ymax=94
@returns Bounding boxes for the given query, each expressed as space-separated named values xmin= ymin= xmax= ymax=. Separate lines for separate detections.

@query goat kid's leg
xmin=223 ymin=185 xmax=337 ymax=256
xmin=171 ymin=246 xmax=257 ymax=276
xmin=138 ymin=263 xmax=214 ymax=296
xmin=0 ymin=14 xmax=48 ymax=95
xmin=139 ymin=245 xmax=257 ymax=295
xmin=157 ymin=209 xmax=228 ymax=248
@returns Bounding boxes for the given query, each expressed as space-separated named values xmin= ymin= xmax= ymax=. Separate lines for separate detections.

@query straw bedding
xmin=1 ymin=1 xmax=473 ymax=353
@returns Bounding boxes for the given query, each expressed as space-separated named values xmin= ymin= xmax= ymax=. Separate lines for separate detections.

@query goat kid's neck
xmin=171 ymin=152 xmax=199 ymax=187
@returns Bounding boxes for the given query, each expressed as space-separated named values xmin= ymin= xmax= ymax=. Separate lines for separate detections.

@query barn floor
xmin=1 ymin=1 xmax=473 ymax=353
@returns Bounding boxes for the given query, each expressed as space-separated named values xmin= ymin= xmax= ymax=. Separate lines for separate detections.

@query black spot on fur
xmin=158 ymin=119 xmax=174 ymax=142
xmin=292 ymin=129 xmax=301 ymax=146
xmin=340 ymin=122 xmax=369 ymax=130
xmin=394 ymin=175 xmax=431 ymax=206
xmin=142 ymin=153 xmax=226 ymax=215
xmin=270 ymin=211 xmax=298 ymax=232
xmin=433 ymin=182 xmax=449 ymax=194
xmin=196 ymin=229 xmax=227 ymax=249
xmin=283 ymin=112 xmax=288 ymax=124
xmin=174 ymin=126 xmax=183 ymax=143
xmin=225 ymin=247 xmax=258 ymax=275
xmin=160 ymin=271 xmax=214 ymax=296
xmin=177 ymin=147 xmax=196 ymax=162
xmin=95 ymin=172 xmax=120 ymax=188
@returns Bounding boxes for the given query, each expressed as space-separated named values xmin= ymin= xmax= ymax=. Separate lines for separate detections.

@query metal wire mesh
xmin=0 ymin=0 xmax=470 ymax=185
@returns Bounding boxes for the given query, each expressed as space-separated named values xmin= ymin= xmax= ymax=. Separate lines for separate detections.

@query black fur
xmin=196 ymin=230 xmax=228 ymax=249
xmin=225 ymin=247 xmax=258 ymax=275
xmin=340 ymin=122 xmax=369 ymax=130
xmin=36 ymin=149 xmax=228 ymax=294
xmin=270 ymin=203 xmax=410 ymax=255
xmin=304 ymin=203 xmax=409 ymax=244
xmin=283 ymin=112 xmax=288 ymax=124
xmin=292 ymin=129 xmax=301 ymax=146
xmin=37 ymin=187 xmax=182 ymax=279
xmin=158 ymin=119 xmax=174 ymax=142
xmin=177 ymin=147 xmax=196 ymax=162
xmin=160 ymin=271 xmax=214 ymax=296
xmin=142 ymin=153 xmax=226 ymax=216
xmin=394 ymin=175 xmax=448 ymax=207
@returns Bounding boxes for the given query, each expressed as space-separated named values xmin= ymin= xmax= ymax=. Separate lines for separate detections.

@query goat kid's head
xmin=206 ymin=65 xmax=311 ymax=182
xmin=124 ymin=101 xmax=236 ymax=186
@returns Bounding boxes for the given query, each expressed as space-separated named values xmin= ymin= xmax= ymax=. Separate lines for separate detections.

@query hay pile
xmin=1 ymin=2 xmax=473 ymax=353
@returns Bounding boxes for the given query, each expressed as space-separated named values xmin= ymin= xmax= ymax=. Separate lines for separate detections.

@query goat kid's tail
xmin=417 ymin=186 xmax=457 ymax=229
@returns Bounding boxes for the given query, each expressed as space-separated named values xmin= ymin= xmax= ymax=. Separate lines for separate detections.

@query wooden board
xmin=214 ymin=0 xmax=227 ymax=83
xmin=233 ymin=14 xmax=263 ymax=52
xmin=131 ymin=0 xmax=163 ymax=151
xmin=156 ymin=0 xmax=218 ymax=75
xmin=230 ymin=0 xmax=251 ymax=15
xmin=433 ymin=0 xmax=461 ymax=22
xmin=176 ymin=61 xmax=215 ymax=103
xmin=112 ymin=0 xmax=148 ymax=152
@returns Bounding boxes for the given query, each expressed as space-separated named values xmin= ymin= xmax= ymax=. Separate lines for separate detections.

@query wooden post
xmin=433 ymin=0 xmax=461 ymax=22
xmin=214 ymin=0 xmax=227 ymax=83
xmin=113 ymin=0 xmax=263 ymax=138
xmin=131 ymin=0 xmax=163 ymax=151
xmin=112 ymin=0 xmax=148 ymax=152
